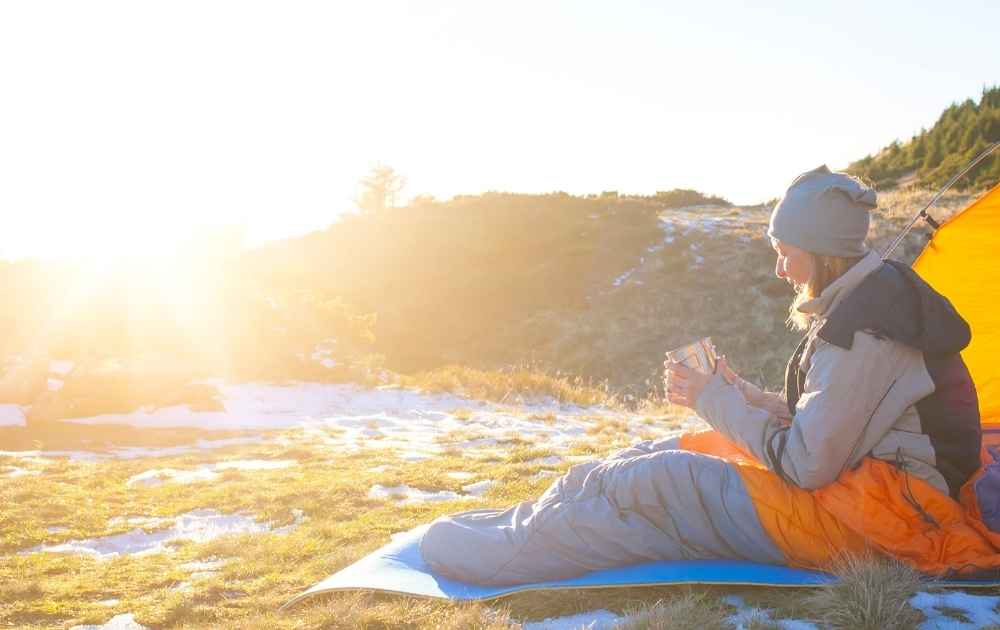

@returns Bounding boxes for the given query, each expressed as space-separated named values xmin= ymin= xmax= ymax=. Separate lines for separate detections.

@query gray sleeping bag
xmin=419 ymin=437 xmax=785 ymax=585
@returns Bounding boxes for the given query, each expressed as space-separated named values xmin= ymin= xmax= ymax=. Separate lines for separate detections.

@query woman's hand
xmin=664 ymin=356 xmax=734 ymax=409
xmin=716 ymin=355 xmax=738 ymax=385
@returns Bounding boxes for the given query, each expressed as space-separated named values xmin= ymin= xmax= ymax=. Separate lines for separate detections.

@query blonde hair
xmin=787 ymin=253 xmax=864 ymax=331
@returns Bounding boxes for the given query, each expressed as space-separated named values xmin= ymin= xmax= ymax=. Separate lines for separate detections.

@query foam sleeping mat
xmin=283 ymin=525 xmax=1000 ymax=607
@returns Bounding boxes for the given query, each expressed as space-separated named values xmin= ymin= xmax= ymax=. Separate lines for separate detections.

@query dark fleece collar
xmin=817 ymin=260 xmax=971 ymax=356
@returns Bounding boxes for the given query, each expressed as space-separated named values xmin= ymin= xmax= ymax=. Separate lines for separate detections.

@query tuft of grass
xmin=803 ymin=553 xmax=925 ymax=630
xmin=620 ymin=591 xmax=730 ymax=630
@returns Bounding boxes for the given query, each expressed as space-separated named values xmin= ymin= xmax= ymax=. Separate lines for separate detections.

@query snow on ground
xmin=0 ymin=436 xmax=265 ymax=461
xmin=0 ymin=403 xmax=26 ymax=427
xmin=284 ymin=390 xmax=645 ymax=461
xmin=612 ymin=257 xmax=645 ymax=287
xmin=126 ymin=468 xmax=218 ymax=487
xmin=462 ymin=480 xmax=495 ymax=496
xmin=528 ymin=455 xmax=563 ymax=466
xmin=4 ymin=465 xmax=41 ymax=477
xmin=911 ymin=591 xmax=1000 ymax=629
xmin=26 ymin=508 xmax=304 ymax=558
xmin=5 ymin=376 xmax=693 ymax=466
xmin=368 ymin=484 xmax=462 ymax=504
xmin=612 ymin=205 xmax=756 ymax=290
xmin=724 ymin=595 xmax=818 ymax=630
xmin=520 ymin=609 xmax=623 ymax=630
xmin=70 ymin=613 xmax=148 ymax=630
xmin=64 ymin=381 xmax=489 ymax=430
xmin=658 ymin=205 xmax=748 ymax=237
xmin=126 ymin=459 xmax=296 ymax=487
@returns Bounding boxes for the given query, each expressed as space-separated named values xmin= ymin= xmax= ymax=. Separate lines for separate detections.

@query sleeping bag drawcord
xmin=896 ymin=447 xmax=941 ymax=529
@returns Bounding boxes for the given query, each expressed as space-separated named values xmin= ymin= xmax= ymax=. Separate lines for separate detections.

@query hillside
xmin=848 ymin=85 xmax=1000 ymax=190
xmin=0 ymin=185 xmax=976 ymax=425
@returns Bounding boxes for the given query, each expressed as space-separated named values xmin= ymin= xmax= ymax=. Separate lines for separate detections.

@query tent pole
xmin=881 ymin=142 xmax=1000 ymax=261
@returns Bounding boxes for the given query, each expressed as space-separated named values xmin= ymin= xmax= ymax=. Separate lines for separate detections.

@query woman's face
xmin=771 ymin=239 xmax=815 ymax=287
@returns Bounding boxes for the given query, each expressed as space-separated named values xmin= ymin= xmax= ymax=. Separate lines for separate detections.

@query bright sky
xmin=1 ymin=1 xmax=997 ymax=260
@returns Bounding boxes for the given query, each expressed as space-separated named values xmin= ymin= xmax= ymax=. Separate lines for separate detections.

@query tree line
xmin=848 ymin=85 xmax=1000 ymax=191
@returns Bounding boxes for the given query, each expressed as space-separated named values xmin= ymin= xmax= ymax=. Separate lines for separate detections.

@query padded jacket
xmin=696 ymin=250 xmax=981 ymax=497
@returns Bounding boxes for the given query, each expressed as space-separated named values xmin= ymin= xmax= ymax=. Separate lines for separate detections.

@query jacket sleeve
xmin=694 ymin=331 xmax=914 ymax=490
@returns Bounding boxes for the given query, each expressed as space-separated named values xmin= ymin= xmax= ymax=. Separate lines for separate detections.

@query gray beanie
xmin=767 ymin=165 xmax=877 ymax=257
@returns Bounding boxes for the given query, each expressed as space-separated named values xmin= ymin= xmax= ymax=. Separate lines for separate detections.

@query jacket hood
xmin=817 ymin=259 xmax=971 ymax=356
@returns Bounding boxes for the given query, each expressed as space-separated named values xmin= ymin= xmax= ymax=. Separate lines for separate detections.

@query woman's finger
xmin=669 ymin=372 xmax=690 ymax=385
xmin=668 ymin=363 xmax=695 ymax=378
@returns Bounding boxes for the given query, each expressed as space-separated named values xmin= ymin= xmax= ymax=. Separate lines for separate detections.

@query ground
xmin=3 ymin=381 xmax=1000 ymax=629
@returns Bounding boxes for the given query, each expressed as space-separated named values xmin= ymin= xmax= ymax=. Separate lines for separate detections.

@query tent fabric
xmin=283 ymin=524 xmax=1000 ymax=607
xmin=913 ymin=183 xmax=1000 ymax=436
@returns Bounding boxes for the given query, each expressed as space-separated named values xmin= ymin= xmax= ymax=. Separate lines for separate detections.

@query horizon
xmin=2 ymin=1 xmax=998 ymax=261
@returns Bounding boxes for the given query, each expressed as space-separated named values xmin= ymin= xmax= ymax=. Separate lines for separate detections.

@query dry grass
xmin=401 ymin=363 xmax=619 ymax=409
xmin=5 ymin=372 xmax=993 ymax=629
xmin=3 ymin=420 xmax=991 ymax=629
xmin=803 ymin=553 xmax=925 ymax=630
xmin=619 ymin=591 xmax=730 ymax=630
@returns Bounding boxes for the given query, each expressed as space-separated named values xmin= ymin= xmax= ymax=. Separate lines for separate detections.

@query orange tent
xmin=913 ymin=183 xmax=1000 ymax=442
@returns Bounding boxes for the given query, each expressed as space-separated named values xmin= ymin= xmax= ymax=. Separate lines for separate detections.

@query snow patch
xmin=398 ymin=450 xmax=435 ymax=462
xmin=462 ymin=480 xmax=495 ymax=496
xmin=368 ymin=484 xmax=462 ymax=504
xmin=911 ymin=590 xmax=1000 ymax=629
xmin=26 ymin=508 xmax=299 ymax=558
xmin=659 ymin=206 xmax=743 ymax=238
xmin=445 ymin=471 xmax=475 ymax=480
xmin=723 ymin=595 xmax=819 ymax=630
xmin=127 ymin=459 xmax=296 ymax=487
xmin=126 ymin=468 xmax=218 ymax=487
xmin=527 ymin=455 xmax=562 ymax=467
xmin=64 ymin=381 xmax=485 ymax=430
xmin=4 ymin=466 xmax=41 ymax=477
xmin=69 ymin=613 xmax=147 ymax=630
xmin=521 ymin=609 xmax=623 ymax=630
xmin=0 ymin=436 xmax=265 ymax=462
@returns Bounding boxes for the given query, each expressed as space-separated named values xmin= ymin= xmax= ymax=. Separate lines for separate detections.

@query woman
xmin=419 ymin=165 xmax=982 ymax=585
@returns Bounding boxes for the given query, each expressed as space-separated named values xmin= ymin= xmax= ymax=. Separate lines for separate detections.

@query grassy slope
xmin=0 ymin=185 xmax=981 ymax=425
xmin=2 ymin=400 xmax=985 ymax=630
xmin=0 ymin=404 xmax=960 ymax=629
